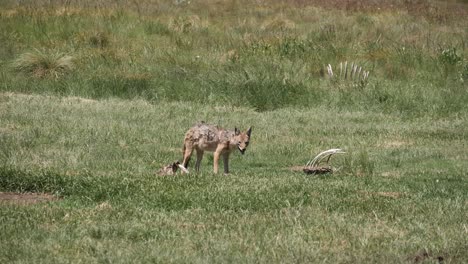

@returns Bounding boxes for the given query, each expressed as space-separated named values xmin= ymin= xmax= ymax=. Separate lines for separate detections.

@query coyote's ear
xmin=235 ymin=127 xmax=240 ymax=135
xmin=246 ymin=127 xmax=252 ymax=137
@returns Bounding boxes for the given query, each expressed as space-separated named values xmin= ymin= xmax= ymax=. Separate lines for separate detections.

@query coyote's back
xmin=182 ymin=122 xmax=252 ymax=174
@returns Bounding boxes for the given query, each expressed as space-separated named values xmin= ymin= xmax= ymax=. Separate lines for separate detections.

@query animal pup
xmin=182 ymin=122 xmax=252 ymax=174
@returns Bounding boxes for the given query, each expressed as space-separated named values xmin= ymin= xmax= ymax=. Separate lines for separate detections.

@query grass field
xmin=1 ymin=0 xmax=467 ymax=263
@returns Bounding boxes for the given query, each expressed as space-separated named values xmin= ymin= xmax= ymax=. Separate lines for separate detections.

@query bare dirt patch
xmin=289 ymin=166 xmax=306 ymax=172
xmin=0 ymin=192 xmax=59 ymax=205
xmin=359 ymin=191 xmax=405 ymax=199
xmin=408 ymin=249 xmax=444 ymax=263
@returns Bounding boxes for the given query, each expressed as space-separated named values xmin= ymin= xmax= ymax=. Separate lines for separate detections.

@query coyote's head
xmin=233 ymin=127 xmax=252 ymax=155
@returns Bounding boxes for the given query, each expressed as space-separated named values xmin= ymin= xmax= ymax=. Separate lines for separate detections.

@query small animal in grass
xmin=157 ymin=161 xmax=188 ymax=176
xmin=181 ymin=122 xmax=252 ymax=174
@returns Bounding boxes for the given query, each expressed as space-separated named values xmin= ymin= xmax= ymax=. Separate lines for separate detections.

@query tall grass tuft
xmin=88 ymin=31 xmax=110 ymax=48
xmin=169 ymin=15 xmax=204 ymax=33
xmin=12 ymin=50 xmax=74 ymax=79
xmin=261 ymin=16 xmax=296 ymax=31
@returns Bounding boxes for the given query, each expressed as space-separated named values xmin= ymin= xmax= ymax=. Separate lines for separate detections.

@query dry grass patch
xmin=381 ymin=171 xmax=401 ymax=178
xmin=377 ymin=139 xmax=413 ymax=149
xmin=261 ymin=16 xmax=296 ymax=31
xmin=288 ymin=165 xmax=306 ymax=172
xmin=60 ymin=96 xmax=98 ymax=104
xmin=95 ymin=201 xmax=112 ymax=211
xmin=0 ymin=192 xmax=59 ymax=205
xmin=219 ymin=49 xmax=239 ymax=63
xmin=169 ymin=15 xmax=206 ymax=33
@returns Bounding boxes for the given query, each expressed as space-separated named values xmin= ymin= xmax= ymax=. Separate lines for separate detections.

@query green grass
xmin=0 ymin=0 xmax=467 ymax=113
xmin=1 ymin=93 xmax=467 ymax=263
xmin=0 ymin=0 xmax=468 ymax=263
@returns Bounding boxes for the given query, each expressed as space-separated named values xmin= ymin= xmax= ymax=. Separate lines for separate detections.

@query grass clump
xmin=12 ymin=50 xmax=74 ymax=79
xmin=261 ymin=16 xmax=296 ymax=32
xmin=88 ymin=31 xmax=110 ymax=48
xmin=143 ymin=20 xmax=171 ymax=36
xmin=169 ymin=15 xmax=205 ymax=33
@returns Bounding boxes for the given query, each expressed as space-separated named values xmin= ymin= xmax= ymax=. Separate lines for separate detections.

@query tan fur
xmin=182 ymin=122 xmax=252 ymax=174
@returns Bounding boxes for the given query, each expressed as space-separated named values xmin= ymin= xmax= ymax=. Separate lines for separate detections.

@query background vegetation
xmin=0 ymin=0 xmax=467 ymax=263
xmin=1 ymin=0 xmax=467 ymax=113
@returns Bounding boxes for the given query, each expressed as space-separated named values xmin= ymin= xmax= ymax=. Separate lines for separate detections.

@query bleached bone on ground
xmin=178 ymin=163 xmax=189 ymax=173
xmin=158 ymin=161 xmax=189 ymax=176
xmin=326 ymin=61 xmax=370 ymax=82
xmin=304 ymin=148 xmax=346 ymax=174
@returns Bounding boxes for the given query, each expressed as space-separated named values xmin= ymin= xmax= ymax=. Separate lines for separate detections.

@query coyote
xmin=182 ymin=122 xmax=252 ymax=174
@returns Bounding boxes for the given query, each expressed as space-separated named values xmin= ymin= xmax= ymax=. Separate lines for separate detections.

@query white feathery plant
xmin=326 ymin=61 xmax=370 ymax=86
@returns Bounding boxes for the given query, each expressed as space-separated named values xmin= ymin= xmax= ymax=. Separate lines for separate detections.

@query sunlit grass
xmin=0 ymin=0 xmax=466 ymax=113
xmin=0 ymin=92 xmax=467 ymax=263
xmin=0 ymin=0 xmax=467 ymax=262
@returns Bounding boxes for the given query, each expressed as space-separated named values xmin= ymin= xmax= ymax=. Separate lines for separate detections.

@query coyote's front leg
xmin=195 ymin=149 xmax=204 ymax=172
xmin=223 ymin=153 xmax=230 ymax=174
xmin=213 ymin=150 xmax=221 ymax=174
